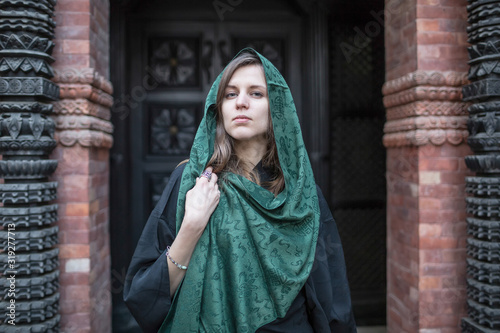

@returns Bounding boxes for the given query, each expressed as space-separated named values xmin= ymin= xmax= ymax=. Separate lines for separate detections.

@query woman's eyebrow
xmin=226 ymin=84 xmax=266 ymax=89
xmin=249 ymin=85 xmax=266 ymax=89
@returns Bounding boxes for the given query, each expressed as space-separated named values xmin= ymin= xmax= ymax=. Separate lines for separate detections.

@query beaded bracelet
xmin=166 ymin=246 xmax=188 ymax=270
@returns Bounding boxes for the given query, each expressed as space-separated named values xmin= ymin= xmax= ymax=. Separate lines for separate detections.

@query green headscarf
xmin=160 ymin=48 xmax=320 ymax=332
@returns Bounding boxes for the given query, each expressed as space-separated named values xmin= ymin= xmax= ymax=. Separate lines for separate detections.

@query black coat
xmin=124 ymin=164 xmax=357 ymax=332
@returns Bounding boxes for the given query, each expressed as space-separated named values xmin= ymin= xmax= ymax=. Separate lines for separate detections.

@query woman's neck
xmin=233 ymin=140 xmax=266 ymax=167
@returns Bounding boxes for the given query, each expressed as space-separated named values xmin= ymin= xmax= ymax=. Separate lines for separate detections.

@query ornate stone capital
xmin=383 ymin=129 xmax=469 ymax=147
xmin=53 ymin=67 xmax=113 ymax=95
xmin=383 ymin=70 xmax=470 ymax=148
xmin=382 ymin=70 xmax=467 ymax=96
xmin=383 ymin=115 xmax=469 ymax=147
xmin=58 ymin=84 xmax=113 ymax=108
xmin=52 ymin=114 xmax=113 ymax=148
xmin=55 ymin=130 xmax=113 ymax=149
xmin=53 ymin=99 xmax=111 ymax=120
xmin=54 ymin=115 xmax=113 ymax=133
xmin=385 ymin=101 xmax=468 ymax=121
xmin=52 ymin=68 xmax=114 ymax=148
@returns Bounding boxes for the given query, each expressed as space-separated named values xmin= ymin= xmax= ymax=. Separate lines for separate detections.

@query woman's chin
xmin=231 ymin=134 xmax=267 ymax=145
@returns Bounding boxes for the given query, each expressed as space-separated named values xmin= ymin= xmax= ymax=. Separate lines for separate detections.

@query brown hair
xmin=207 ymin=51 xmax=285 ymax=195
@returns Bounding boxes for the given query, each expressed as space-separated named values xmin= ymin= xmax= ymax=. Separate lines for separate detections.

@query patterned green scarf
xmin=159 ymin=49 xmax=320 ymax=333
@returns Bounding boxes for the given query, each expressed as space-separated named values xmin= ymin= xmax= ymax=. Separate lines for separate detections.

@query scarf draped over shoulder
xmin=159 ymin=48 xmax=320 ymax=333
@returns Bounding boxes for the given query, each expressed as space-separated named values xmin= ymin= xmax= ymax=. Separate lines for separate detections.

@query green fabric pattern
xmin=159 ymin=48 xmax=320 ymax=333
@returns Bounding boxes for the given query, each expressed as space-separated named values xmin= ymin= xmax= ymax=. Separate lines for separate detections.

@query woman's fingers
xmin=210 ymin=172 xmax=218 ymax=184
xmin=192 ymin=168 xmax=220 ymax=203
xmin=196 ymin=167 xmax=218 ymax=193
xmin=199 ymin=166 xmax=213 ymax=182
xmin=182 ymin=168 xmax=221 ymax=231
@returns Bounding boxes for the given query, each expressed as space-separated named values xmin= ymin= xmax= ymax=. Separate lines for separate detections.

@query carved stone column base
xmin=462 ymin=317 xmax=500 ymax=333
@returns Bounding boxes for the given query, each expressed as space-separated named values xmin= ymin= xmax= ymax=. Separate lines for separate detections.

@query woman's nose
xmin=236 ymin=93 xmax=249 ymax=109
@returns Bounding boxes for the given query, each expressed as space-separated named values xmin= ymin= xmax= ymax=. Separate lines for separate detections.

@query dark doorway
xmin=329 ymin=0 xmax=387 ymax=325
xmin=109 ymin=0 xmax=386 ymax=331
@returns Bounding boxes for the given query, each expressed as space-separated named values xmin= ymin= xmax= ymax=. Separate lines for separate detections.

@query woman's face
xmin=221 ymin=65 xmax=270 ymax=148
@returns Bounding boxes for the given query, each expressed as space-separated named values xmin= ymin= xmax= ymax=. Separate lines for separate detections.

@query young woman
xmin=124 ymin=49 xmax=356 ymax=332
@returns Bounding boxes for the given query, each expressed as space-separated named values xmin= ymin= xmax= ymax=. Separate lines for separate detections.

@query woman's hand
xmin=182 ymin=167 xmax=220 ymax=233
xmin=167 ymin=167 xmax=220 ymax=297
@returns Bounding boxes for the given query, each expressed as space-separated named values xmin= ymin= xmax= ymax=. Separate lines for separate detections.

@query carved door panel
xmin=128 ymin=21 xmax=216 ymax=244
xmin=127 ymin=20 xmax=301 ymax=250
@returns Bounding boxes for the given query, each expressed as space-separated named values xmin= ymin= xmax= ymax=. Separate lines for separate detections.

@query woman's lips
xmin=233 ymin=115 xmax=251 ymax=123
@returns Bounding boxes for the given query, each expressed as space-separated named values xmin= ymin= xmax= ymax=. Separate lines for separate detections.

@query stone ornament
xmin=383 ymin=70 xmax=470 ymax=147
xmin=51 ymin=67 xmax=115 ymax=148
xmin=462 ymin=0 xmax=500 ymax=331
xmin=0 ymin=0 xmax=61 ymax=330
xmin=0 ymin=204 xmax=58 ymax=228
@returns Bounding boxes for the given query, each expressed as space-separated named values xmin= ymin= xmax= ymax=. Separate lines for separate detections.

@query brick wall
xmin=386 ymin=143 xmax=471 ymax=332
xmin=417 ymin=144 xmax=469 ymax=330
xmin=386 ymin=147 xmax=420 ymax=332
xmin=51 ymin=143 xmax=112 ymax=333
xmin=385 ymin=0 xmax=417 ymax=81
xmin=385 ymin=0 xmax=469 ymax=80
xmin=384 ymin=0 xmax=470 ymax=332
xmin=90 ymin=0 xmax=110 ymax=77
xmin=416 ymin=0 xmax=469 ymax=72
xmin=52 ymin=0 xmax=113 ymax=332
xmin=53 ymin=0 xmax=110 ymax=77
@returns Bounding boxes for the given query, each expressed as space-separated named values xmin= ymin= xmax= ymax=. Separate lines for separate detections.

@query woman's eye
xmin=226 ymin=92 xmax=237 ymax=98
xmin=251 ymin=92 xmax=264 ymax=97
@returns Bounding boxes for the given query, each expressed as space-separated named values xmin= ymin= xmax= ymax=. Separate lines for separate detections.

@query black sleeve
xmin=123 ymin=164 xmax=186 ymax=333
xmin=305 ymin=185 xmax=357 ymax=333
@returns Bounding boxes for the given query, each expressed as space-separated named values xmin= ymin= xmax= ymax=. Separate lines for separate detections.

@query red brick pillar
xmin=51 ymin=0 xmax=113 ymax=332
xmin=383 ymin=0 xmax=471 ymax=331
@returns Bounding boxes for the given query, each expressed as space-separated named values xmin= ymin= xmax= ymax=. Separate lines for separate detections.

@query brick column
xmin=51 ymin=0 xmax=113 ymax=332
xmin=383 ymin=0 xmax=471 ymax=332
